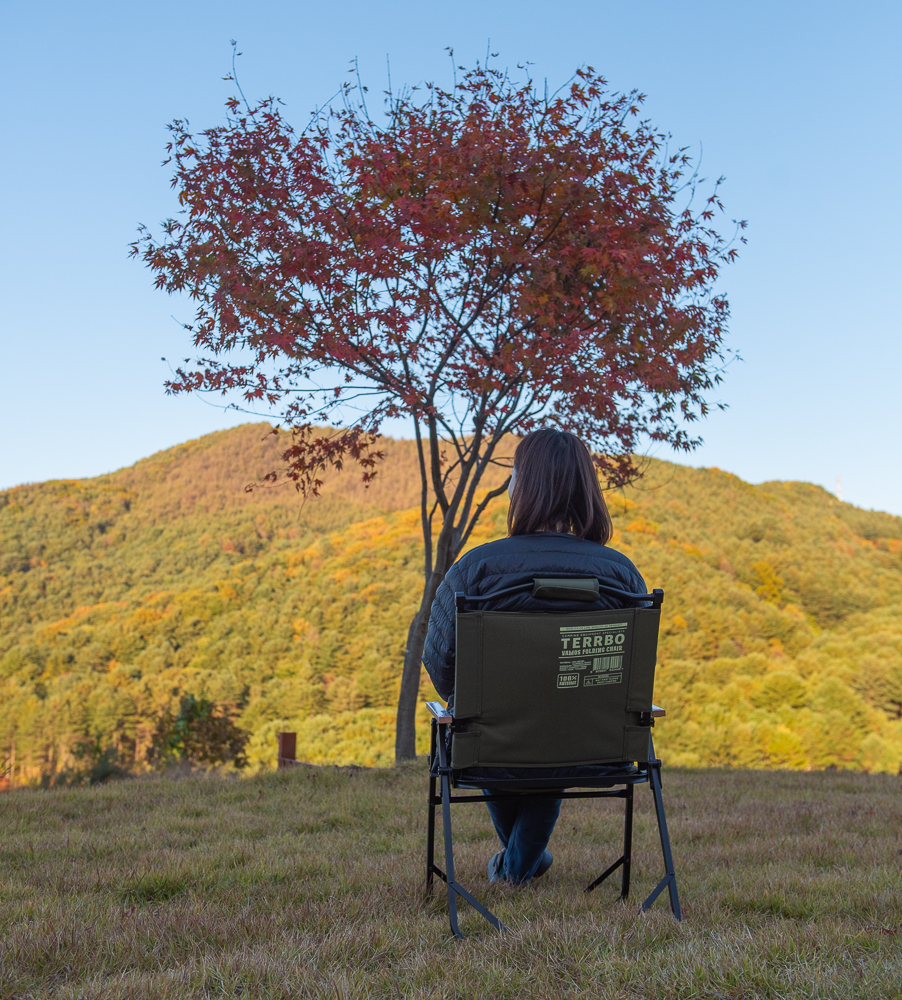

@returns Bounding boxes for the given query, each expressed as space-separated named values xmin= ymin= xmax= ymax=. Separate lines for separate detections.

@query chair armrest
xmin=426 ymin=701 xmax=453 ymax=724
xmin=651 ymin=705 xmax=666 ymax=718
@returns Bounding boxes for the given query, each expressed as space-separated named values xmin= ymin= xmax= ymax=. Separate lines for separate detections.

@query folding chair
xmin=425 ymin=577 xmax=681 ymax=938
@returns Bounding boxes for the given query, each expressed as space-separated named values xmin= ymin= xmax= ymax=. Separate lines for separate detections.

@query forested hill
xmin=2 ymin=424 xmax=901 ymax=786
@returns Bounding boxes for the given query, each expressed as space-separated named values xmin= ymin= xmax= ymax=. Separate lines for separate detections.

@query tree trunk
xmin=394 ymin=569 xmax=446 ymax=762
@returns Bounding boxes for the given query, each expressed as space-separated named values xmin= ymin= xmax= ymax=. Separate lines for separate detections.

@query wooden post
xmin=277 ymin=732 xmax=297 ymax=769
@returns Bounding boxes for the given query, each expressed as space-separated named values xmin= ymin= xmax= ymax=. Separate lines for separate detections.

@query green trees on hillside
xmin=1 ymin=427 xmax=901 ymax=786
xmin=149 ymin=695 xmax=249 ymax=769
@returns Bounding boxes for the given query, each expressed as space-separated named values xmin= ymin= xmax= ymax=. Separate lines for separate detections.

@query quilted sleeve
xmin=623 ymin=562 xmax=652 ymax=607
xmin=421 ymin=562 xmax=465 ymax=701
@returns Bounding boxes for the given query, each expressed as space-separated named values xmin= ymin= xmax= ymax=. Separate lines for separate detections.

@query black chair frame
xmin=426 ymin=710 xmax=681 ymax=939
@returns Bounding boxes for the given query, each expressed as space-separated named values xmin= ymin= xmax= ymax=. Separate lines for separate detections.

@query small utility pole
xmin=836 ymin=476 xmax=842 ymax=502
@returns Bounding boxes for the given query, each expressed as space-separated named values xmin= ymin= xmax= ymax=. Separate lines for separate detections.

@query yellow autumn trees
xmin=1 ymin=425 xmax=900 ymax=785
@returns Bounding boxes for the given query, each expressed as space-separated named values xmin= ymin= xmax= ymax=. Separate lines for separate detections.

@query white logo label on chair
xmin=558 ymin=623 xmax=628 ymax=686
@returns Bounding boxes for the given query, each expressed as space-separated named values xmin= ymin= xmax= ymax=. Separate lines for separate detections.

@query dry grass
xmin=1 ymin=764 xmax=901 ymax=999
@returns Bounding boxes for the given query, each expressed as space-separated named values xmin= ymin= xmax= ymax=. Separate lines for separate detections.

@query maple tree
xmin=132 ymin=58 xmax=743 ymax=761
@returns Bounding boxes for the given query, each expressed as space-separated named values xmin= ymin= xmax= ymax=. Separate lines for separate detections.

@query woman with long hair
xmin=423 ymin=428 xmax=647 ymax=886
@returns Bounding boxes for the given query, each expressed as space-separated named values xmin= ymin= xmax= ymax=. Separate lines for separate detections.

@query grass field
xmin=1 ymin=763 xmax=901 ymax=999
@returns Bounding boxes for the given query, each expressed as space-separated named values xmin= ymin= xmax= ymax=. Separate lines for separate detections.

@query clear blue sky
xmin=2 ymin=1 xmax=900 ymax=514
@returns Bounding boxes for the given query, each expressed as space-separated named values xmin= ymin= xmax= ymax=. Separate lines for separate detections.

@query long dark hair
xmin=507 ymin=429 xmax=613 ymax=544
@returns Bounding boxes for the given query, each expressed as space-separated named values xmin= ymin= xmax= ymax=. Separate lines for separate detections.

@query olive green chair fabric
xmin=451 ymin=606 xmax=661 ymax=769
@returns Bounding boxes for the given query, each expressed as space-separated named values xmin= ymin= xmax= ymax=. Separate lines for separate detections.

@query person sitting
xmin=422 ymin=428 xmax=648 ymax=886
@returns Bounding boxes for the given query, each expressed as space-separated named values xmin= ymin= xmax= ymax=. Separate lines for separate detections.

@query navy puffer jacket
xmin=423 ymin=531 xmax=648 ymax=701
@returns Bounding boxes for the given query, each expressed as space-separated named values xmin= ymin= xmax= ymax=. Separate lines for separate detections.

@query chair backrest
xmin=451 ymin=582 xmax=662 ymax=769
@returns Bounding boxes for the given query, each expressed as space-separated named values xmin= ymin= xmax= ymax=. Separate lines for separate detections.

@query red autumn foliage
xmin=132 ymin=58 xmax=744 ymax=759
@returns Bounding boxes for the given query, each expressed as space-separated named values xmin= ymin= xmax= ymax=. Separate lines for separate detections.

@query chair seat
xmin=454 ymin=762 xmax=646 ymax=790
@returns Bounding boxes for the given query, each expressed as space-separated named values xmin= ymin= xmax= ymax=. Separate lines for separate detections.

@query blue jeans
xmin=483 ymin=791 xmax=562 ymax=882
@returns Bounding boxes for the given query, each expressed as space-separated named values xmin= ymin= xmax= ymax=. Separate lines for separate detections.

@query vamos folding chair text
xmin=426 ymin=577 xmax=680 ymax=938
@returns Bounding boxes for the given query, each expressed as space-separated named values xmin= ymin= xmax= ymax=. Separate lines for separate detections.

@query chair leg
xmin=438 ymin=757 xmax=463 ymax=939
xmin=426 ymin=721 xmax=437 ymax=895
xmin=435 ymin=729 xmax=507 ymax=939
xmin=640 ymin=740 xmax=682 ymax=921
xmin=584 ymin=787 xmax=631 ymax=895
xmin=620 ymin=782 xmax=633 ymax=901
